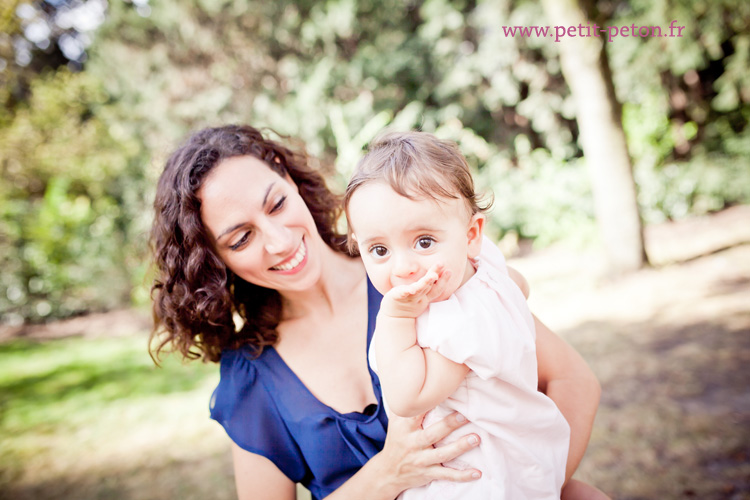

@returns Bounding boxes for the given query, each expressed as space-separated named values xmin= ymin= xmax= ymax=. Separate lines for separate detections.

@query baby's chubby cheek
xmin=361 ymin=267 xmax=394 ymax=296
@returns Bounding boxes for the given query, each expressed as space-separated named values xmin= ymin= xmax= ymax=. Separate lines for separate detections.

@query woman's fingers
xmin=380 ymin=412 xmax=481 ymax=491
xmin=425 ymin=464 xmax=482 ymax=483
xmin=418 ymin=412 xmax=481 ymax=477
xmin=420 ymin=411 xmax=470 ymax=445
xmin=422 ymin=434 xmax=479 ymax=465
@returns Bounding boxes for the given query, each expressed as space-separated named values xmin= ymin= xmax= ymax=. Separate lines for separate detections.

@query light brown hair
xmin=344 ymin=130 xmax=491 ymax=253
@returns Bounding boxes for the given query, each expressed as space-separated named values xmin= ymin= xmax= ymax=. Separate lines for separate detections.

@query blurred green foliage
xmin=0 ymin=335 xmax=223 ymax=496
xmin=0 ymin=68 xmax=149 ymax=322
xmin=1 ymin=0 xmax=749 ymax=322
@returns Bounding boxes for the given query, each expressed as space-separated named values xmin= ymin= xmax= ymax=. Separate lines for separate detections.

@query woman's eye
xmin=416 ymin=237 xmax=435 ymax=250
xmin=369 ymin=246 xmax=389 ymax=258
xmin=271 ymin=196 xmax=286 ymax=213
xmin=230 ymin=232 xmax=251 ymax=251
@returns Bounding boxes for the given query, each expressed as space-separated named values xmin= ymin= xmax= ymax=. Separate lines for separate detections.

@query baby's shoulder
xmin=478 ymin=235 xmax=509 ymax=275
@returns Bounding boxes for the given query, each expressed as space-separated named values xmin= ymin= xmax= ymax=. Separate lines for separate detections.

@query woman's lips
xmin=270 ymin=239 xmax=307 ymax=273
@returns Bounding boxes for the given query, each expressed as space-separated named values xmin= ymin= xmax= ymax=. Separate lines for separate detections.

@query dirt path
xmin=508 ymin=206 xmax=750 ymax=499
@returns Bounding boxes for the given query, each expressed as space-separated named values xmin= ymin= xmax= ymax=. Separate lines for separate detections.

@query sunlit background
xmin=1 ymin=0 xmax=749 ymax=498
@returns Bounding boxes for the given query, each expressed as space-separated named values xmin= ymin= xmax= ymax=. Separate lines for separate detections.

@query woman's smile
xmin=270 ymin=237 xmax=308 ymax=273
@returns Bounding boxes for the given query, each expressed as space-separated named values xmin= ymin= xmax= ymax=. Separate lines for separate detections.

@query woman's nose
xmin=262 ymin=223 xmax=294 ymax=255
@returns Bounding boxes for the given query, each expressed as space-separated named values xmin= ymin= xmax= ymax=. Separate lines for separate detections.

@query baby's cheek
xmin=440 ymin=274 xmax=464 ymax=301
xmin=368 ymin=273 xmax=393 ymax=296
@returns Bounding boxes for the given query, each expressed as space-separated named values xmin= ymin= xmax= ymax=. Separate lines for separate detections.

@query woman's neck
xmin=278 ymin=246 xmax=365 ymax=321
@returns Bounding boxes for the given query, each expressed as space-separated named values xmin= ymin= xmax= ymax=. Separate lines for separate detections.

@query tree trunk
xmin=541 ymin=0 xmax=647 ymax=273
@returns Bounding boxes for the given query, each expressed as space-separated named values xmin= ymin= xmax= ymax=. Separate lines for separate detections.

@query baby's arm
xmin=374 ymin=267 xmax=470 ymax=418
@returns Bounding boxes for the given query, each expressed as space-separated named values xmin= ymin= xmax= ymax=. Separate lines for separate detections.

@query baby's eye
xmin=369 ymin=245 xmax=389 ymax=258
xmin=416 ymin=237 xmax=435 ymax=250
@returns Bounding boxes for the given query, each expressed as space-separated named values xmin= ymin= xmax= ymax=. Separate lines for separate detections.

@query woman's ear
xmin=467 ymin=213 xmax=485 ymax=259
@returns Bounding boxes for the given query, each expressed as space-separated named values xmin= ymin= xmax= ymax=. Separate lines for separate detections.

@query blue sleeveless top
xmin=209 ymin=280 xmax=386 ymax=500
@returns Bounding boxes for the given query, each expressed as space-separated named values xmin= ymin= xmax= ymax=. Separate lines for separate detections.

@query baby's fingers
xmin=426 ymin=269 xmax=452 ymax=302
xmin=406 ymin=269 xmax=440 ymax=296
xmin=388 ymin=285 xmax=414 ymax=301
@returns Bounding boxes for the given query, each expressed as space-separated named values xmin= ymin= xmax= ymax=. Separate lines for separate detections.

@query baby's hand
xmin=380 ymin=265 xmax=451 ymax=319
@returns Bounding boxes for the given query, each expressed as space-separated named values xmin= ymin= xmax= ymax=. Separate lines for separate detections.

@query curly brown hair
xmin=150 ymin=125 xmax=346 ymax=363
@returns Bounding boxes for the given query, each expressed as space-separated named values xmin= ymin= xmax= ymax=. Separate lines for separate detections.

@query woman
xmin=150 ymin=125 xmax=601 ymax=500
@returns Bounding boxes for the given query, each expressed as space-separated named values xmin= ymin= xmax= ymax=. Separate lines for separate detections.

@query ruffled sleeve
xmin=209 ymin=348 xmax=307 ymax=482
xmin=416 ymin=262 xmax=538 ymax=390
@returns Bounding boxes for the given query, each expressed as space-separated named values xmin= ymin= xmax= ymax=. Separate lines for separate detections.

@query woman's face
xmin=198 ymin=155 xmax=324 ymax=293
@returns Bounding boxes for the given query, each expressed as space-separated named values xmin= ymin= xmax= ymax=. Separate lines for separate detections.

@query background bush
xmin=1 ymin=0 xmax=749 ymax=322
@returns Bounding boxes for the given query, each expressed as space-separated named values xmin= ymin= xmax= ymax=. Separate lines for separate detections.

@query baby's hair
xmin=344 ymin=130 xmax=491 ymax=253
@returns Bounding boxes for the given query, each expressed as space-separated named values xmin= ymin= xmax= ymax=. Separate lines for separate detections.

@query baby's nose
xmin=392 ymin=254 xmax=419 ymax=279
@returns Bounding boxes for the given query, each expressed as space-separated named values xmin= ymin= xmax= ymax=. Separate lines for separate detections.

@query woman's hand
xmin=378 ymin=411 xmax=481 ymax=494
xmin=324 ymin=411 xmax=480 ymax=500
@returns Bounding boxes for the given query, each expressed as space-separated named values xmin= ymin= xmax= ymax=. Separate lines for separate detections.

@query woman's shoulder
xmin=219 ymin=345 xmax=262 ymax=371
xmin=210 ymin=345 xmax=291 ymax=437
xmin=212 ymin=345 xmax=288 ymax=409
xmin=210 ymin=345 xmax=311 ymax=484
xmin=212 ymin=347 xmax=263 ymax=407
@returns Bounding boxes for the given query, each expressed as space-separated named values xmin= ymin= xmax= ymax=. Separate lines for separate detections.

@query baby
xmin=344 ymin=131 xmax=601 ymax=499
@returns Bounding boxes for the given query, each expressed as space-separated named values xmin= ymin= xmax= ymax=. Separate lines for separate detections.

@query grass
xmin=0 ymin=334 xmax=236 ymax=500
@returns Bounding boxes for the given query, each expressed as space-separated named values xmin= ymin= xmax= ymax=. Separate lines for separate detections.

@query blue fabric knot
xmin=334 ymin=409 xmax=387 ymax=464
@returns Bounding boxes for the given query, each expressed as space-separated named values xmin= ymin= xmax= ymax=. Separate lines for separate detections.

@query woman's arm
xmin=507 ymin=266 xmax=530 ymax=299
xmin=231 ymin=413 xmax=482 ymax=500
xmin=232 ymin=443 xmax=297 ymax=500
xmin=535 ymin=314 xmax=601 ymax=482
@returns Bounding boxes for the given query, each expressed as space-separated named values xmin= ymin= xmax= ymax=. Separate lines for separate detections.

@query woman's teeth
xmin=271 ymin=242 xmax=306 ymax=271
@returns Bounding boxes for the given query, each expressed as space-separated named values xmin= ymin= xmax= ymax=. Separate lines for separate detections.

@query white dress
xmin=371 ymin=238 xmax=570 ymax=500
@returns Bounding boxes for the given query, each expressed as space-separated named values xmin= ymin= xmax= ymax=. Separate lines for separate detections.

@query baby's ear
xmin=467 ymin=213 xmax=485 ymax=259
xmin=346 ymin=232 xmax=359 ymax=255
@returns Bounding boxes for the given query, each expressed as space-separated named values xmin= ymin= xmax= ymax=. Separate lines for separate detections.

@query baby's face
xmin=347 ymin=181 xmax=483 ymax=300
